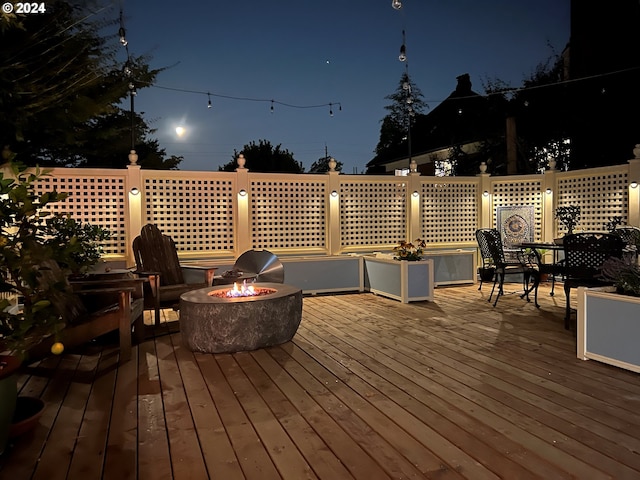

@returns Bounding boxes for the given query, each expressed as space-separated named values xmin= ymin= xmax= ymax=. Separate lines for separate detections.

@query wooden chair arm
xmin=180 ymin=265 xmax=217 ymax=286
xmin=133 ymin=270 xmax=161 ymax=277
xmin=71 ymin=277 xmax=147 ymax=298
xmin=74 ymin=286 xmax=136 ymax=295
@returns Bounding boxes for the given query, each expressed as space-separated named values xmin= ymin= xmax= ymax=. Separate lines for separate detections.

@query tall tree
xmin=0 ymin=1 xmax=178 ymax=169
xmin=369 ymin=71 xmax=427 ymax=172
xmin=219 ymin=139 xmax=304 ymax=173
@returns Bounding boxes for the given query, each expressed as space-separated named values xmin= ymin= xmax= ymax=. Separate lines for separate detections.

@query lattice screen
xmin=421 ymin=181 xmax=479 ymax=244
xmin=491 ymin=178 xmax=543 ymax=241
xmin=34 ymin=173 xmax=127 ymax=256
xmin=249 ymin=180 xmax=326 ymax=249
xmin=143 ymin=177 xmax=235 ymax=251
xmin=340 ymin=181 xmax=407 ymax=247
xmin=556 ymin=169 xmax=628 ymax=234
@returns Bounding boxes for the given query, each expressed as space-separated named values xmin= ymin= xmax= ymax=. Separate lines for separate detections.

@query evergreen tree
xmin=370 ymin=71 xmax=427 ymax=170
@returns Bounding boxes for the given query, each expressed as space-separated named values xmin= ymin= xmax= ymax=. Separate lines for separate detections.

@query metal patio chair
xmin=475 ymin=228 xmax=538 ymax=307
xmin=562 ymin=232 xmax=625 ymax=329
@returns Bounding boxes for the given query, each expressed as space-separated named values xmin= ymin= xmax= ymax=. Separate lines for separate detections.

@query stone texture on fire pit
xmin=179 ymin=283 xmax=303 ymax=353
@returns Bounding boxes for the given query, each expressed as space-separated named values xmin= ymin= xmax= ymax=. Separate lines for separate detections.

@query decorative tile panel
xmin=491 ymin=178 xmax=543 ymax=241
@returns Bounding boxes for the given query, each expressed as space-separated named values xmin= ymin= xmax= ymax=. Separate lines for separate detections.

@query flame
xmin=226 ymin=280 xmax=257 ymax=297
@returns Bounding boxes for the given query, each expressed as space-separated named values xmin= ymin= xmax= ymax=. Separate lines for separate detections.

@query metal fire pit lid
xmin=234 ymin=249 xmax=284 ymax=283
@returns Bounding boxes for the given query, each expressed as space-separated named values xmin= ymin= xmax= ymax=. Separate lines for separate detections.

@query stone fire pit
xmin=179 ymin=283 xmax=303 ymax=353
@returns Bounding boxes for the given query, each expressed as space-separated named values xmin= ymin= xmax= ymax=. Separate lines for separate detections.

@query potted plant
xmin=577 ymin=256 xmax=640 ymax=372
xmin=478 ymin=264 xmax=496 ymax=282
xmin=0 ymin=161 xmax=69 ymax=356
xmin=0 ymin=355 xmax=20 ymax=455
xmin=554 ymin=205 xmax=581 ymax=242
xmin=604 ymin=216 xmax=623 ymax=233
xmin=599 ymin=256 xmax=640 ymax=297
xmin=392 ymin=238 xmax=426 ymax=261
xmin=363 ymin=239 xmax=434 ymax=303
xmin=0 ymin=160 xmax=110 ymax=449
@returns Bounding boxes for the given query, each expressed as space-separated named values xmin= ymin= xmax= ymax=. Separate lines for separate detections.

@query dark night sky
xmin=122 ymin=0 xmax=570 ymax=173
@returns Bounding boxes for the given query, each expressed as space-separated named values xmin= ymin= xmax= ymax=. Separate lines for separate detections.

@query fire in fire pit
xmin=208 ymin=280 xmax=276 ymax=298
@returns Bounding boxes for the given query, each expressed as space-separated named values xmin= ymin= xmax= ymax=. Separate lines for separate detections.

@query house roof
xmin=368 ymin=74 xmax=505 ymax=168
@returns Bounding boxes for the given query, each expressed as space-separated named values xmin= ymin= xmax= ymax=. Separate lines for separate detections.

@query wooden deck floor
xmin=2 ymin=282 xmax=640 ymax=479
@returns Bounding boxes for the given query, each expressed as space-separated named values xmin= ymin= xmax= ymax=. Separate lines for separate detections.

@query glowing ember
xmin=208 ymin=280 xmax=276 ymax=298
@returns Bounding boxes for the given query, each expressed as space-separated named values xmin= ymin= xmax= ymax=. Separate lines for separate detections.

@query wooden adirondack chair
xmin=25 ymin=260 xmax=145 ymax=364
xmin=132 ymin=224 xmax=217 ymax=325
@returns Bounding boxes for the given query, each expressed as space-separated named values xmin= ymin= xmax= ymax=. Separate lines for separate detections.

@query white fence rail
xmin=32 ymin=155 xmax=640 ymax=267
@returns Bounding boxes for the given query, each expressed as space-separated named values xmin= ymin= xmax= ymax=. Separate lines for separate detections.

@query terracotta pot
xmin=0 ymin=355 xmax=21 ymax=455
xmin=9 ymin=396 xmax=45 ymax=438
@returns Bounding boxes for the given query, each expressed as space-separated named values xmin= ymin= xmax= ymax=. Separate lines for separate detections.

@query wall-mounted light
xmin=330 ymin=190 xmax=338 ymax=198
xmin=545 ymin=188 xmax=552 ymax=194
xmin=412 ymin=191 xmax=419 ymax=198
xmin=238 ymin=189 xmax=247 ymax=197
xmin=631 ymin=181 xmax=638 ymax=189
xmin=391 ymin=0 xmax=402 ymax=9
xmin=130 ymin=187 xmax=140 ymax=195
xmin=483 ymin=191 xmax=489 ymax=197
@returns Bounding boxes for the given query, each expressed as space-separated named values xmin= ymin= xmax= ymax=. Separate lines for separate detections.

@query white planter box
xmin=281 ymin=255 xmax=363 ymax=294
xmin=363 ymin=255 xmax=434 ymax=303
xmin=422 ymin=249 xmax=476 ymax=285
xmin=577 ymin=286 xmax=640 ymax=373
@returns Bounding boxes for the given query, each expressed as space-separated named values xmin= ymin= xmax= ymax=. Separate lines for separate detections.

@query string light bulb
xmin=270 ymin=100 xmax=274 ymax=113
xmin=329 ymin=103 xmax=333 ymax=117
xmin=392 ymin=0 xmax=402 ymax=9
xmin=119 ymin=27 xmax=127 ymax=46
xmin=207 ymin=92 xmax=212 ymax=109
xmin=399 ymin=30 xmax=407 ymax=62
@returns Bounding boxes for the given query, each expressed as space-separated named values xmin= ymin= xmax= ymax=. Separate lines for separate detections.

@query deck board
xmin=2 ymin=283 xmax=640 ymax=479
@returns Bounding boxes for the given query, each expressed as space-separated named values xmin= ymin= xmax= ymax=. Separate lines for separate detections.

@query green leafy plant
xmin=0 ymin=161 xmax=110 ymax=356
xmin=45 ymin=215 xmax=111 ymax=275
xmin=555 ymin=205 xmax=581 ymax=235
xmin=604 ymin=216 xmax=623 ymax=233
xmin=393 ymin=239 xmax=426 ymax=261
xmin=600 ymin=256 xmax=640 ymax=297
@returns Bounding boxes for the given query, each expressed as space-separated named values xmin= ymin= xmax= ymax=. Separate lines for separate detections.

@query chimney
xmin=454 ymin=74 xmax=472 ymax=95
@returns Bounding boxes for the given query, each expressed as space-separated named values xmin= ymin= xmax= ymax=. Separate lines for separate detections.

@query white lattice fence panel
xmin=556 ymin=168 xmax=628 ymax=234
xmin=491 ymin=178 xmax=543 ymax=240
xmin=340 ymin=180 xmax=407 ymax=247
xmin=143 ymin=176 xmax=235 ymax=251
xmin=249 ymin=180 xmax=327 ymax=249
xmin=35 ymin=172 xmax=127 ymax=256
xmin=421 ymin=181 xmax=479 ymax=244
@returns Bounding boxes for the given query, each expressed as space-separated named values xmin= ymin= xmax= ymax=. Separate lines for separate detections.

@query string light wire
xmin=144 ymin=83 xmax=342 ymax=112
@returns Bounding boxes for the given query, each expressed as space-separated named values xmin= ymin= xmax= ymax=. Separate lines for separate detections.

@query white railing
xmin=33 ymin=153 xmax=640 ymax=267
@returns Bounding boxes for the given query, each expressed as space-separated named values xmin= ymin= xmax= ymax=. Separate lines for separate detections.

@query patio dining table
xmin=515 ymin=241 xmax=566 ymax=299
